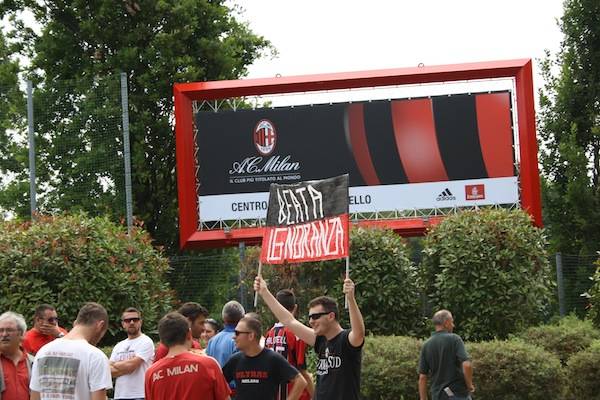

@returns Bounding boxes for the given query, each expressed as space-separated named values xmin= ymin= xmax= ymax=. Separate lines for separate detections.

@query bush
xmin=337 ymin=227 xmax=423 ymax=335
xmin=517 ymin=315 xmax=600 ymax=364
xmin=565 ymin=340 xmax=600 ymax=400
xmin=0 ymin=214 xmax=174 ymax=344
xmin=585 ymin=260 xmax=600 ymax=327
xmin=468 ymin=339 xmax=563 ymax=400
xmin=246 ymin=227 xmax=424 ymax=336
xmin=420 ymin=209 xmax=554 ymax=341
xmin=360 ymin=336 xmax=421 ymax=400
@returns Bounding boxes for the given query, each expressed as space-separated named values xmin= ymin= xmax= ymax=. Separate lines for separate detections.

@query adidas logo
xmin=436 ymin=188 xmax=456 ymax=201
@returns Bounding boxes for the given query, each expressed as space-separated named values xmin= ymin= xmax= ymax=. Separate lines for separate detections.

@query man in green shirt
xmin=418 ymin=310 xmax=475 ymax=400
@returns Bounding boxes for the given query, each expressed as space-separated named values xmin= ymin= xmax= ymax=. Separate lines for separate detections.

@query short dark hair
xmin=308 ymin=296 xmax=339 ymax=319
xmin=159 ymin=312 xmax=190 ymax=347
xmin=276 ymin=289 xmax=296 ymax=312
xmin=34 ymin=304 xmax=55 ymax=319
xmin=239 ymin=316 xmax=262 ymax=342
xmin=122 ymin=307 xmax=141 ymax=318
xmin=75 ymin=302 xmax=108 ymax=326
xmin=205 ymin=318 xmax=220 ymax=332
xmin=177 ymin=302 xmax=208 ymax=323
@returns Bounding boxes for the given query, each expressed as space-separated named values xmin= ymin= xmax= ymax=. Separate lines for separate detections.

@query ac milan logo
xmin=253 ymin=119 xmax=277 ymax=156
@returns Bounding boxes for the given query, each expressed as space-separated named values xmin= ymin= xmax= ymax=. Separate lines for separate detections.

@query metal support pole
xmin=239 ymin=242 xmax=247 ymax=309
xmin=27 ymin=81 xmax=37 ymax=217
xmin=556 ymin=252 xmax=566 ymax=317
xmin=120 ymin=73 xmax=133 ymax=234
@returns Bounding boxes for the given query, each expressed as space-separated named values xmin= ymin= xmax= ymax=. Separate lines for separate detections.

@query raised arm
xmin=254 ymin=276 xmax=316 ymax=346
xmin=344 ymin=278 xmax=365 ymax=347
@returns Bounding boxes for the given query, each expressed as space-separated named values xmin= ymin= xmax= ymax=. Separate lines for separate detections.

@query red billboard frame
xmin=174 ymin=59 xmax=541 ymax=249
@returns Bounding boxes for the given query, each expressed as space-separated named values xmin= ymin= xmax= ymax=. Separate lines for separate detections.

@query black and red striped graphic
xmin=195 ymin=91 xmax=515 ymax=196
xmin=344 ymin=92 xmax=515 ymax=186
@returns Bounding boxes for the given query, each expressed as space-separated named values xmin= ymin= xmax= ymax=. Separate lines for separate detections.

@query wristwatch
xmin=57 ymin=332 xmax=65 ymax=338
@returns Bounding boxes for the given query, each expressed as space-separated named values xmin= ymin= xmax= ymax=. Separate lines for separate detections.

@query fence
xmin=554 ymin=252 xmax=598 ymax=317
xmin=165 ymin=248 xmax=599 ymax=321
xmin=0 ymin=75 xmax=132 ymax=227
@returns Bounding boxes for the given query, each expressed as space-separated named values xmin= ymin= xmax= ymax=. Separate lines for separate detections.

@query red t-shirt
xmin=22 ymin=327 xmax=68 ymax=355
xmin=145 ymin=352 xmax=230 ymax=400
xmin=154 ymin=340 xmax=202 ymax=362
xmin=0 ymin=351 xmax=29 ymax=400
xmin=265 ymin=324 xmax=310 ymax=400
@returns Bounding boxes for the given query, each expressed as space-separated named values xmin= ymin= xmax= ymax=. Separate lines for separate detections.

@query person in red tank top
xmin=265 ymin=289 xmax=314 ymax=400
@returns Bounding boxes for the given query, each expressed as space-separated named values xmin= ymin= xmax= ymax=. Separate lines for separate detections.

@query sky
xmin=233 ymin=0 xmax=565 ymax=96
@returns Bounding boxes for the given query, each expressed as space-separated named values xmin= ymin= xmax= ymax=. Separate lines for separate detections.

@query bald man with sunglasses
xmin=255 ymin=277 xmax=365 ymax=400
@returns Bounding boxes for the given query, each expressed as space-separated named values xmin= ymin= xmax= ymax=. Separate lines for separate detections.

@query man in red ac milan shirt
xmin=265 ymin=290 xmax=314 ymax=400
xmin=145 ymin=312 xmax=230 ymax=400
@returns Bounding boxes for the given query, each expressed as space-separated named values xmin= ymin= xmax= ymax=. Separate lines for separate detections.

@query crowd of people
xmin=0 ymin=275 xmax=474 ymax=400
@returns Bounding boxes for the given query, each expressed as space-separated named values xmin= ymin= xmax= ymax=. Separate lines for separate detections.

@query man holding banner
xmin=254 ymin=174 xmax=365 ymax=400
xmin=254 ymin=277 xmax=364 ymax=400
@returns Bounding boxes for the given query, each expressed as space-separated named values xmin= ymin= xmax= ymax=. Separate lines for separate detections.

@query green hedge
xmin=517 ymin=315 xmax=600 ymax=364
xmin=565 ymin=340 xmax=600 ymax=399
xmin=0 ymin=214 xmax=174 ymax=344
xmin=361 ymin=336 xmax=421 ymax=400
xmin=468 ymin=339 xmax=563 ymax=400
xmin=420 ymin=209 xmax=554 ymax=341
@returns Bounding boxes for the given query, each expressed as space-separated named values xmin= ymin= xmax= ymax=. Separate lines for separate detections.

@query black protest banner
xmin=260 ymin=174 xmax=349 ymax=264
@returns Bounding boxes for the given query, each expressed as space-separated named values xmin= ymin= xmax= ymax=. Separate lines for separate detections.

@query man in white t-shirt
xmin=30 ymin=302 xmax=113 ymax=400
xmin=110 ymin=307 xmax=154 ymax=400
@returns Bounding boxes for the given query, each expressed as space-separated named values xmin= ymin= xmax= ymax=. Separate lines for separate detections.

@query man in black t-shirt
xmin=222 ymin=316 xmax=306 ymax=400
xmin=254 ymin=277 xmax=365 ymax=400
xmin=418 ymin=310 xmax=475 ymax=400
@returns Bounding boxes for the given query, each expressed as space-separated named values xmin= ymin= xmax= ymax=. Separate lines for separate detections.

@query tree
xmin=0 ymin=30 xmax=29 ymax=217
xmin=538 ymin=0 xmax=600 ymax=254
xmin=0 ymin=1 xmax=271 ymax=250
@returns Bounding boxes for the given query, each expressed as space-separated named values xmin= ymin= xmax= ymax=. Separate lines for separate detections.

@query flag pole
xmin=345 ymin=256 xmax=350 ymax=309
xmin=254 ymin=261 xmax=262 ymax=308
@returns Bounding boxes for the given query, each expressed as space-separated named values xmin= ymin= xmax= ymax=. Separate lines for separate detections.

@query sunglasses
xmin=122 ymin=317 xmax=141 ymax=323
xmin=43 ymin=317 xmax=59 ymax=324
xmin=308 ymin=312 xmax=330 ymax=321
xmin=234 ymin=330 xmax=251 ymax=336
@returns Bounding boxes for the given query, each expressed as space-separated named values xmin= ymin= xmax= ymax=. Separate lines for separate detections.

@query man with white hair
xmin=0 ymin=311 xmax=33 ymax=400
xmin=206 ymin=301 xmax=245 ymax=367
xmin=418 ymin=309 xmax=475 ymax=400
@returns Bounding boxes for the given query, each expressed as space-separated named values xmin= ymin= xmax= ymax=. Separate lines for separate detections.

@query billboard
xmin=196 ymin=92 xmax=517 ymax=223
xmin=174 ymin=59 xmax=542 ymax=249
